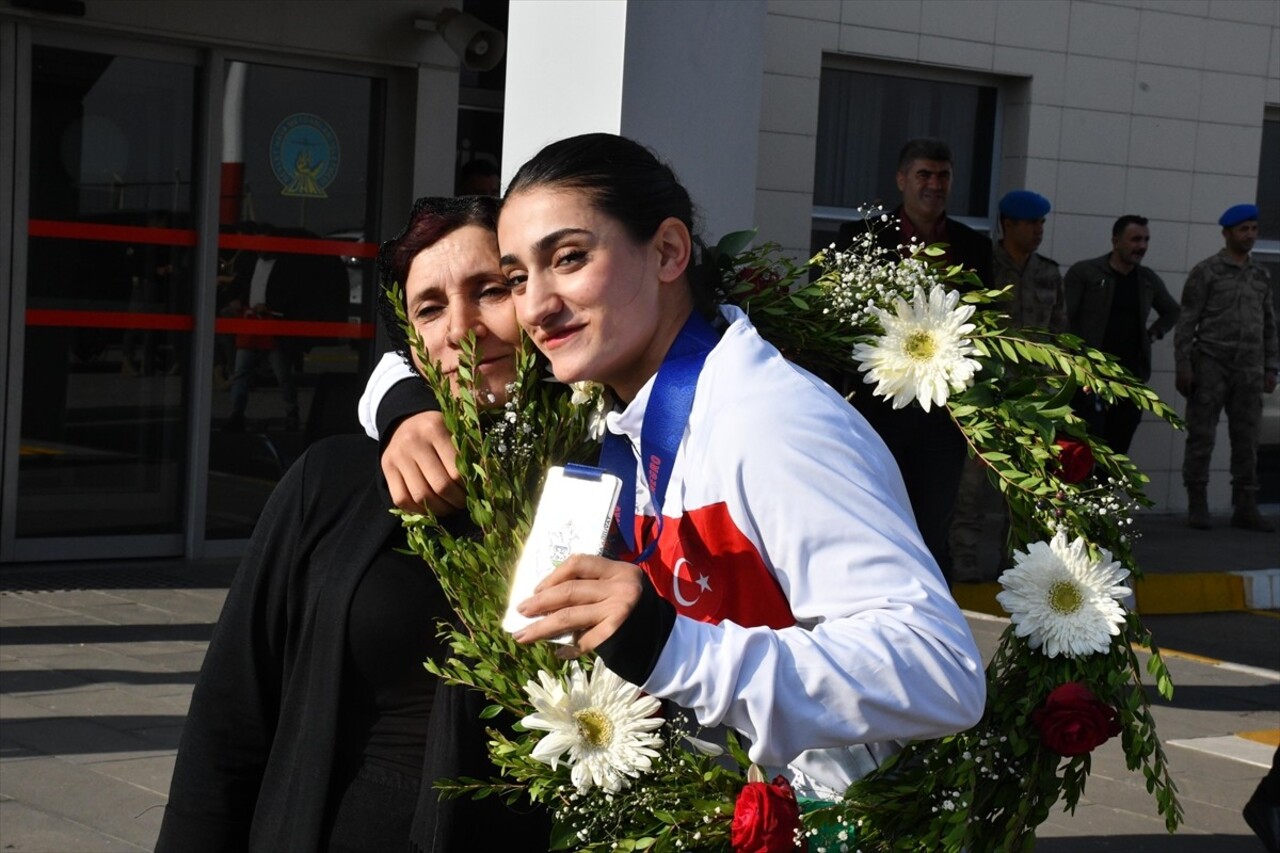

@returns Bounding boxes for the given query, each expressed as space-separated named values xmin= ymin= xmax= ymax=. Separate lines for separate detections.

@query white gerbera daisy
xmin=852 ymin=283 xmax=980 ymax=412
xmin=996 ymin=530 xmax=1132 ymax=658
xmin=521 ymin=660 xmax=663 ymax=793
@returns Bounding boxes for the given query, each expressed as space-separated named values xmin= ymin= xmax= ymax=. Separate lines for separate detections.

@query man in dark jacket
xmin=1064 ymin=214 xmax=1180 ymax=454
xmin=836 ymin=138 xmax=993 ymax=580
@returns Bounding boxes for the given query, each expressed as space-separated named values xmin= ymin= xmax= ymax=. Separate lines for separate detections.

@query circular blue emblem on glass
xmin=270 ymin=113 xmax=340 ymax=198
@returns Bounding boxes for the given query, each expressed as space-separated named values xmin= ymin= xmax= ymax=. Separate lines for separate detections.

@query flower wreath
xmin=390 ymin=217 xmax=1184 ymax=852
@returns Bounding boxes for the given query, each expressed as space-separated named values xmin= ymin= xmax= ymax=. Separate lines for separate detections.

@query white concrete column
xmin=502 ymin=0 xmax=766 ymax=242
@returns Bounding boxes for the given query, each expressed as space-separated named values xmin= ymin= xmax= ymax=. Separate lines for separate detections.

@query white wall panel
xmin=760 ymin=73 xmax=822 ymax=134
xmin=994 ymin=47 xmax=1067 ymax=105
xmin=1136 ymin=8 xmax=1207 ymax=67
xmin=995 ymin=0 xmax=1071 ymax=52
xmin=754 ymin=188 xmax=815 ymax=254
xmin=767 ymin=0 xmax=841 ymax=22
xmin=1056 ymin=161 xmax=1129 ymax=214
xmin=839 ymin=25 xmax=920 ymax=62
xmin=917 ymin=35 xmax=995 ymax=70
xmin=1060 ymin=107 xmax=1132 ymax=164
xmin=1202 ymin=17 xmax=1274 ymax=75
xmin=1132 ymin=63 xmax=1204 ymax=120
xmin=1198 ymin=71 xmax=1269 ymax=125
xmin=1207 ymin=0 xmax=1279 ymax=25
xmin=919 ymin=0 xmax=997 ymax=43
xmin=1068 ymin=1 xmax=1141 ymax=61
xmin=841 ymin=0 xmax=922 ymax=32
xmin=756 ymin=130 xmax=818 ymax=193
xmin=765 ymin=14 xmax=837 ymax=77
xmin=1124 ymin=166 xmax=1194 ymax=221
xmin=1128 ymin=115 xmax=1199 ymax=170
xmin=1063 ymin=55 xmax=1136 ymax=111
xmin=1028 ymin=105 xmax=1064 ymax=159
xmin=1192 ymin=122 xmax=1263 ymax=175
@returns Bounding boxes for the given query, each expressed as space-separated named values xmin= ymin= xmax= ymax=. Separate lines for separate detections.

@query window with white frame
xmin=811 ymin=64 xmax=1000 ymax=256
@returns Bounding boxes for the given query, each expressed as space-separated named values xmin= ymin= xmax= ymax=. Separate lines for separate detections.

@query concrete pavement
xmin=0 ymin=512 xmax=1277 ymax=852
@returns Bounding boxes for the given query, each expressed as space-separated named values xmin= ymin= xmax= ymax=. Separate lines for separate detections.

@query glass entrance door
xmin=7 ymin=42 xmax=200 ymax=559
xmin=2 ymin=34 xmax=383 ymax=562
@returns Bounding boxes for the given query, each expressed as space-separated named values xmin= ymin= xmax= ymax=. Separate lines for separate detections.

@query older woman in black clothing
xmin=156 ymin=196 xmax=547 ymax=853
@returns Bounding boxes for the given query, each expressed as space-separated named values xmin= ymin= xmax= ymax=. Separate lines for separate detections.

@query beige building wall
xmin=756 ymin=0 xmax=1280 ymax=512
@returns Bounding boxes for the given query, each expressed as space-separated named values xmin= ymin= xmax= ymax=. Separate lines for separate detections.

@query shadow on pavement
xmin=0 ymin=668 xmax=199 ymax=693
xmin=3 ymin=715 xmax=187 ymax=753
xmin=0 ymin=623 xmax=214 ymax=645
xmin=1036 ymin=833 xmax=1260 ymax=851
xmin=1144 ymin=682 xmax=1280 ymax=713
xmin=1146 ymin=612 xmax=1280 ymax=672
xmin=0 ymin=559 xmax=237 ymax=592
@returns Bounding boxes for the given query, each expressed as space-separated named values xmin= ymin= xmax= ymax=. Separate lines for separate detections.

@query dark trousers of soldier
xmin=949 ymin=456 xmax=1012 ymax=581
xmin=1182 ymin=353 xmax=1263 ymax=489
xmin=850 ymin=382 xmax=967 ymax=582
xmin=1075 ymin=391 xmax=1144 ymax=455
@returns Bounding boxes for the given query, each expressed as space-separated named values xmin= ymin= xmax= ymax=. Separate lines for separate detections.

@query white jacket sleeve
xmin=357 ymin=352 xmax=418 ymax=440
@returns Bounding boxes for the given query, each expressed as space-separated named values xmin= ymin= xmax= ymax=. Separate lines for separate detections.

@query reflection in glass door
xmin=15 ymin=45 xmax=199 ymax=545
xmin=5 ymin=40 xmax=384 ymax=560
xmin=205 ymin=61 xmax=380 ymax=539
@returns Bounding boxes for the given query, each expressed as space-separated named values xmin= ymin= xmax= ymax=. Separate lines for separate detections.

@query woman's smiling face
xmin=498 ymin=187 xmax=672 ymax=402
xmin=404 ymin=223 xmax=520 ymax=403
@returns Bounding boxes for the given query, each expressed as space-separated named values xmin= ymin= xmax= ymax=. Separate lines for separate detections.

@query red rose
xmin=1032 ymin=682 xmax=1122 ymax=757
xmin=1053 ymin=437 xmax=1095 ymax=484
xmin=734 ymin=266 xmax=781 ymax=299
xmin=731 ymin=774 xmax=805 ymax=853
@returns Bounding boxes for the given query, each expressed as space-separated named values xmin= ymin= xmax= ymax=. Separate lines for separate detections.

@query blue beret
xmin=1219 ymin=203 xmax=1259 ymax=228
xmin=998 ymin=190 xmax=1051 ymax=220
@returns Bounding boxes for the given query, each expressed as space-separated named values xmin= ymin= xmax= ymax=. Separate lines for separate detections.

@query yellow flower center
xmin=1047 ymin=580 xmax=1083 ymax=614
xmin=904 ymin=330 xmax=937 ymax=361
xmin=574 ymin=708 xmax=614 ymax=748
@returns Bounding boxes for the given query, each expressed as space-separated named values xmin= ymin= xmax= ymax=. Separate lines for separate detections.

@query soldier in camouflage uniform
xmin=1175 ymin=204 xmax=1278 ymax=532
xmin=951 ymin=190 xmax=1066 ymax=580
xmin=993 ymin=191 xmax=1068 ymax=334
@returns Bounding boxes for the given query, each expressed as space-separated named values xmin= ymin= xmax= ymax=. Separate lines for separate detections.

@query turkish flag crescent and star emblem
xmin=631 ymin=503 xmax=796 ymax=630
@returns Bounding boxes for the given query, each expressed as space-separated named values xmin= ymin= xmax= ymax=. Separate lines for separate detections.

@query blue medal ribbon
xmin=599 ymin=311 xmax=720 ymax=564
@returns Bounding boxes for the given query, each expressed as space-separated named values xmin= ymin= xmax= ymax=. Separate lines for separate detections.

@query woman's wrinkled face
xmin=404 ymin=224 xmax=520 ymax=404
xmin=498 ymin=187 xmax=668 ymax=401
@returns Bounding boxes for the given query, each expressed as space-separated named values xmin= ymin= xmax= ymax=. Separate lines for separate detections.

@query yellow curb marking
xmin=1131 ymin=644 xmax=1222 ymax=666
xmin=1238 ymin=729 xmax=1280 ymax=747
xmin=952 ymin=573 xmax=1265 ymax=616
xmin=1131 ymin=573 xmax=1246 ymax=614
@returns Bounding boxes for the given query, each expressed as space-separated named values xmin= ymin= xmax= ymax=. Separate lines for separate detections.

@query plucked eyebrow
xmin=500 ymin=227 xmax=592 ymax=267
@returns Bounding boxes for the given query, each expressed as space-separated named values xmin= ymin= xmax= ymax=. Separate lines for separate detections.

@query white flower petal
xmin=519 ymin=659 xmax=665 ymax=793
xmin=996 ymin=530 xmax=1131 ymax=659
xmin=681 ymin=734 xmax=726 ymax=757
xmin=852 ymin=283 xmax=981 ymax=413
